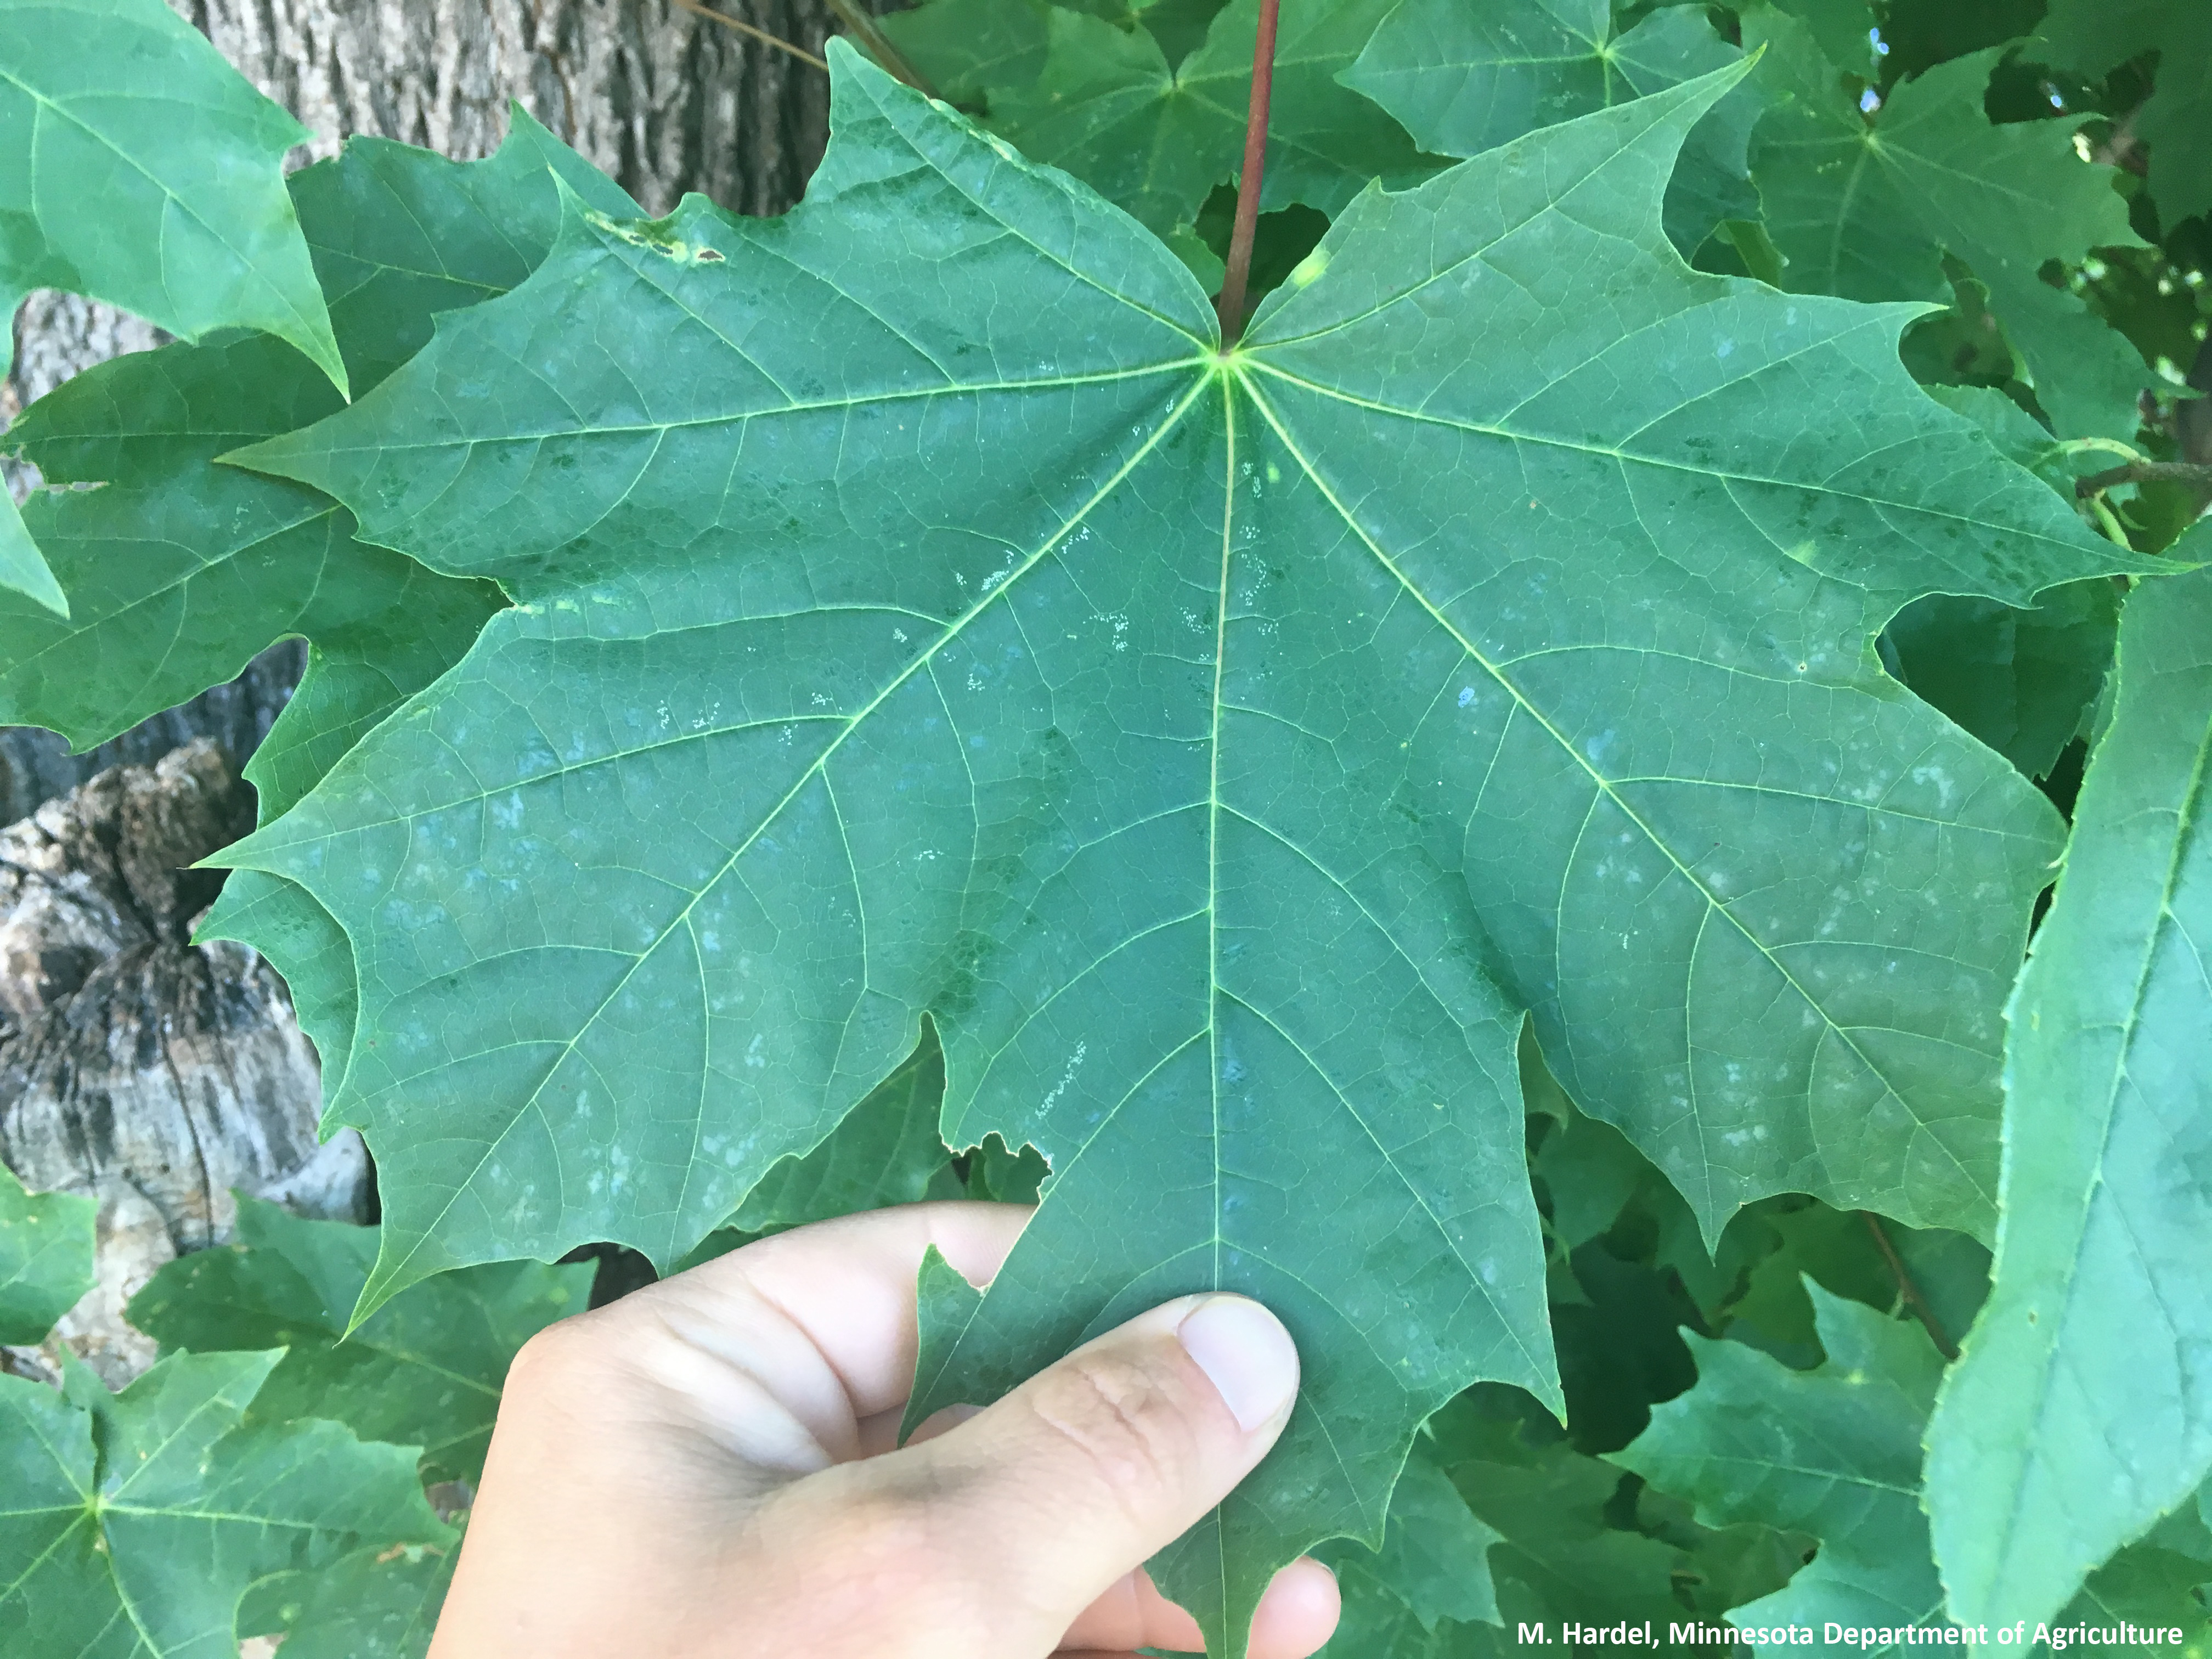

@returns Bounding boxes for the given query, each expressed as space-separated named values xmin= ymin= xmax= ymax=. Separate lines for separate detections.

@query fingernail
xmin=1177 ymin=1296 xmax=1298 ymax=1432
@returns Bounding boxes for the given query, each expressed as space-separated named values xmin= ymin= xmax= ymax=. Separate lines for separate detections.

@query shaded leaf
xmin=0 ymin=1160 xmax=94 ymax=1346
xmin=127 ymin=1197 xmax=591 ymax=1486
xmin=196 ymin=869 xmax=362 ymax=1111
xmin=1926 ymin=558 xmax=2212 ymax=1629
xmin=1623 ymin=1284 xmax=2212 ymax=1651
xmin=216 ymin=51 xmax=2131 ymax=1644
xmin=0 ymin=330 xmax=498 ymax=761
xmin=291 ymin=109 xmax=639 ymax=399
xmin=1316 ymin=1446 xmax=1503 ymax=1632
xmin=988 ymin=0 xmax=1433 ymax=235
xmin=2034 ymin=0 xmax=2212 ymax=231
xmin=0 ymin=112 xmax=630 ymax=769
xmin=878 ymin=0 xmax=1051 ymax=106
xmin=0 ymin=479 xmax=66 ymax=618
xmin=1619 ymin=1285 xmax=1960 ymax=1644
xmin=1342 ymin=0 xmax=1760 ymax=253
xmin=1314 ymin=1443 xmax=1503 ymax=1657
xmin=0 ymin=1351 xmax=449 ymax=1657
xmin=1884 ymin=578 xmax=2118 ymax=781
xmin=1430 ymin=1398 xmax=1699 ymax=1636
xmin=1745 ymin=13 xmax=2148 ymax=439
xmin=668 ymin=1023 xmax=962 ymax=1271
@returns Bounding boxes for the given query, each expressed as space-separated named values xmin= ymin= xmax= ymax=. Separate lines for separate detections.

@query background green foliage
xmin=2 ymin=0 xmax=2210 ymax=1653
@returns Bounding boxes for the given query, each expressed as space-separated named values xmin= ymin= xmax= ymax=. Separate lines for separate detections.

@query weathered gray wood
xmin=0 ymin=742 xmax=365 ymax=1384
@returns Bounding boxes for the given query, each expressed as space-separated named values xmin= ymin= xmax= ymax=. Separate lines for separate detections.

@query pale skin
xmin=430 ymin=1201 xmax=1343 ymax=1658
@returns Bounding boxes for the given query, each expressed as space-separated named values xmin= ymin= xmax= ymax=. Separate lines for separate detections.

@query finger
xmin=1058 ymin=1558 xmax=1340 ymax=1656
xmin=585 ymin=1200 xmax=1030 ymax=1468
xmin=818 ymin=1291 xmax=1300 ymax=1656
xmin=1246 ymin=1558 xmax=1341 ymax=1658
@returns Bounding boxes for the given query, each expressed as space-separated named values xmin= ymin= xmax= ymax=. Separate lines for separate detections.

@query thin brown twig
xmin=1859 ymin=1211 xmax=1957 ymax=1360
xmin=670 ymin=0 xmax=828 ymax=71
xmin=2076 ymin=459 xmax=2212 ymax=497
xmin=820 ymin=0 xmax=937 ymax=97
xmin=1215 ymin=0 xmax=1282 ymax=343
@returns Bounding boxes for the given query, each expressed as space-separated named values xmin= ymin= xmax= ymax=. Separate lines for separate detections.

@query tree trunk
xmin=0 ymin=741 xmax=363 ymax=1386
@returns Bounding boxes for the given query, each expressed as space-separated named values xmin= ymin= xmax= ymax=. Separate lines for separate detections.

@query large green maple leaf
xmin=0 ymin=0 xmax=346 ymax=616
xmin=1744 ymin=12 xmax=2148 ymax=442
xmin=0 ymin=1351 xmax=451 ymax=1657
xmin=221 ymin=48 xmax=2126 ymax=1646
xmin=1924 ymin=555 xmax=2212 ymax=1631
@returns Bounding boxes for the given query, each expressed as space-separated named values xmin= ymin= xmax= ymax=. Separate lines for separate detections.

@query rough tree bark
xmin=0 ymin=742 xmax=364 ymax=1385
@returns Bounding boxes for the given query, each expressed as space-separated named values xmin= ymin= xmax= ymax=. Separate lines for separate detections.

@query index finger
xmin=605 ymin=1200 xmax=1032 ymax=1450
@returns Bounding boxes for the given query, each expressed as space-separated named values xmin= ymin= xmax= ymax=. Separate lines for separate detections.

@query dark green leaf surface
xmin=673 ymin=1023 xmax=959 ymax=1271
xmin=987 ymin=0 xmax=1433 ymax=235
xmin=219 ymin=52 xmax=2131 ymax=1641
xmin=1625 ymin=1283 xmax=2212 ymax=1651
xmin=0 ymin=0 xmax=342 ymax=392
xmin=196 ymin=870 xmax=362 ymax=1109
xmin=2034 ymin=1 xmax=2212 ymax=232
xmin=1884 ymin=578 xmax=2118 ymax=782
xmin=1430 ymin=1400 xmax=1702 ymax=1641
xmin=0 ymin=1161 xmax=94 ymax=1346
xmin=1315 ymin=1445 xmax=1503 ymax=1657
xmin=1925 ymin=560 xmax=2212 ymax=1630
xmin=1919 ymin=384 xmax=2079 ymax=496
xmin=877 ymin=0 xmax=1051 ymax=106
xmin=1766 ymin=0 xmax=1879 ymax=77
xmin=1745 ymin=14 xmax=2148 ymax=440
xmin=127 ymin=1196 xmax=591 ymax=1485
xmin=727 ymin=1022 xmax=953 ymax=1232
xmin=4 ymin=120 xmax=629 ymax=1134
xmin=1342 ymin=0 xmax=1760 ymax=254
xmin=1618 ymin=1285 xmax=1959 ymax=1645
xmin=0 ymin=1351 xmax=450 ymax=1657
xmin=1316 ymin=1446 xmax=1503 ymax=1633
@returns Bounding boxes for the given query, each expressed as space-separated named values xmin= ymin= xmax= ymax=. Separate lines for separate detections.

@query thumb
xmin=867 ymin=1293 xmax=1299 ymax=1651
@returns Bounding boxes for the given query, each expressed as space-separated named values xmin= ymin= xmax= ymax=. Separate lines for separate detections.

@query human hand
xmin=428 ymin=1201 xmax=1342 ymax=1657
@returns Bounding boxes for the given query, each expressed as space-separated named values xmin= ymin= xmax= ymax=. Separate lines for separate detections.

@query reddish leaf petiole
xmin=1215 ymin=0 xmax=1282 ymax=344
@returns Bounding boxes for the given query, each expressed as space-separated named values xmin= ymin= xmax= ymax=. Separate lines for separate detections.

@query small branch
xmin=670 ymin=0 xmax=828 ymax=71
xmin=2086 ymin=490 xmax=2131 ymax=547
xmin=821 ymin=0 xmax=938 ymax=98
xmin=2058 ymin=435 xmax=2148 ymax=466
xmin=1859 ymin=1212 xmax=1956 ymax=1361
xmin=1215 ymin=0 xmax=1282 ymax=345
xmin=2075 ymin=459 xmax=2212 ymax=498
xmin=2092 ymin=99 xmax=2151 ymax=176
